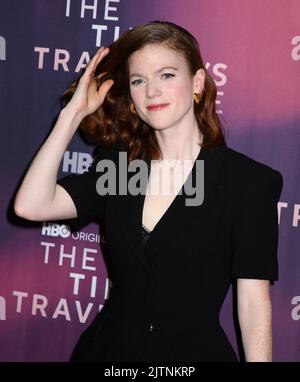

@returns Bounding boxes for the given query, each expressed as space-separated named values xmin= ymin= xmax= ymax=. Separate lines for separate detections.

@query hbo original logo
xmin=42 ymin=222 xmax=71 ymax=238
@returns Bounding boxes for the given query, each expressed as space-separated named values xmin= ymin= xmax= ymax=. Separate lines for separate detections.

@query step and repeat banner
xmin=0 ymin=0 xmax=299 ymax=361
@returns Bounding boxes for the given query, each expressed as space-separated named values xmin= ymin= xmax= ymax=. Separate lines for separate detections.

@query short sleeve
xmin=231 ymin=168 xmax=283 ymax=281
xmin=57 ymin=144 xmax=119 ymax=230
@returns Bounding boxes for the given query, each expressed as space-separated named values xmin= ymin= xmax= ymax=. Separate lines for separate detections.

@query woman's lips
xmin=146 ymin=103 xmax=169 ymax=111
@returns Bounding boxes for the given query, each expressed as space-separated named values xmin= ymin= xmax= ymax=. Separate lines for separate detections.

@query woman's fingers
xmin=98 ymin=79 xmax=114 ymax=98
xmin=88 ymin=47 xmax=104 ymax=71
xmin=97 ymin=79 xmax=114 ymax=106
xmin=85 ymin=47 xmax=109 ymax=77
xmin=92 ymin=47 xmax=107 ymax=72
xmin=95 ymin=47 xmax=110 ymax=68
xmin=94 ymin=71 xmax=108 ymax=80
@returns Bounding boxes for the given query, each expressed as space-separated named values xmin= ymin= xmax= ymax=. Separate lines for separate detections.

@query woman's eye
xmin=130 ymin=73 xmax=174 ymax=85
xmin=130 ymin=79 xmax=144 ymax=86
xmin=162 ymin=73 xmax=175 ymax=79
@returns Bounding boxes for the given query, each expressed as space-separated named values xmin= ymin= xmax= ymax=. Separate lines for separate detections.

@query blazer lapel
xmin=116 ymin=161 xmax=151 ymax=272
xmin=145 ymin=143 xmax=228 ymax=262
xmin=116 ymin=143 xmax=228 ymax=268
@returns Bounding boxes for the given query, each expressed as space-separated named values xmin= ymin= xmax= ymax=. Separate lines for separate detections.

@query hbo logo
xmin=42 ymin=222 xmax=71 ymax=238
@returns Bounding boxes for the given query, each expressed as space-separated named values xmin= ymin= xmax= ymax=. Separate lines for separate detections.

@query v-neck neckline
xmin=141 ymin=146 xmax=203 ymax=234
xmin=115 ymin=141 xmax=227 ymax=266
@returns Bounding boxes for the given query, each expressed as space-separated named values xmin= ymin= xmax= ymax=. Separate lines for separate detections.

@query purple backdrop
xmin=0 ymin=0 xmax=299 ymax=361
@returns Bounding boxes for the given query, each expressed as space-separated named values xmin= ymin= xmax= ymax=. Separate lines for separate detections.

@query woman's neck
xmin=155 ymin=123 xmax=203 ymax=162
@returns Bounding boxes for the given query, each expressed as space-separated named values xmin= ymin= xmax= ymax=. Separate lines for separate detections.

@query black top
xmin=57 ymin=142 xmax=283 ymax=362
xmin=141 ymin=224 xmax=152 ymax=246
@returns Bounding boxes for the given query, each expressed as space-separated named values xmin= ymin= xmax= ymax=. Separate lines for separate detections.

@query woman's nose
xmin=146 ymin=80 xmax=162 ymax=98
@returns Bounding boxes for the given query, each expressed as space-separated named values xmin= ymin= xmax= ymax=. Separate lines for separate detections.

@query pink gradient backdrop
xmin=0 ymin=0 xmax=299 ymax=361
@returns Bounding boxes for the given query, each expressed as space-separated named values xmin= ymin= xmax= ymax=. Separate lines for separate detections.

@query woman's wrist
xmin=59 ymin=106 xmax=85 ymax=130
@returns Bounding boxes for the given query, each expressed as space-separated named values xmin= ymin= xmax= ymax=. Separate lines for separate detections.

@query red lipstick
xmin=146 ymin=103 xmax=169 ymax=111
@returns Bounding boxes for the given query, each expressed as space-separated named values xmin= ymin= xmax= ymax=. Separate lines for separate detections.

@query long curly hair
xmin=62 ymin=21 xmax=226 ymax=162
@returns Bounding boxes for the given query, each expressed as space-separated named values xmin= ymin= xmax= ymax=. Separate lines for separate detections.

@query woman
xmin=14 ymin=21 xmax=283 ymax=362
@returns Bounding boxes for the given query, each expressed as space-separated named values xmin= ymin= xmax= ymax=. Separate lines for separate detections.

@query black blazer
xmin=57 ymin=141 xmax=283 ymax=362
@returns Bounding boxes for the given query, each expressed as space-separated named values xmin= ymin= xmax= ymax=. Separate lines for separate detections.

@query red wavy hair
xmin=62 ymin=21 xmax=226 ymax=162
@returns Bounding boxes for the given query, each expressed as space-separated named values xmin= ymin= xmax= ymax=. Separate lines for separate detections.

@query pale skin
xmin=14 ymin=43 xmax=272 ymax=362
xmin=129 ymin=45 xmax=272 ymax=362
xmin=128 ymin=44 xmax=204 ymax=232
xmin=237 ymin=279 xmax=272 ymax=361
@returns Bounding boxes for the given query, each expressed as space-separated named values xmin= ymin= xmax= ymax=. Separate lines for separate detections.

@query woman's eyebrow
xmin=129 ymin=66 xmax=178 ymax=78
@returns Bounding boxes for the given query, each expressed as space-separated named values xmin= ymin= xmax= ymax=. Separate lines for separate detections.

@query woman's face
xmin=128 ymin=44 xmax=205 ymax=131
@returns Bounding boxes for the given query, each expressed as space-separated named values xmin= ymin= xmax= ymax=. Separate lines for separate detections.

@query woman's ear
xmin=193 ymin=68 xmax=205 ymax=93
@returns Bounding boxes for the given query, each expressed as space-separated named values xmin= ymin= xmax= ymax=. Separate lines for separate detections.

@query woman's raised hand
xmin=65 ymin=47 xmax=114 ymax=120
